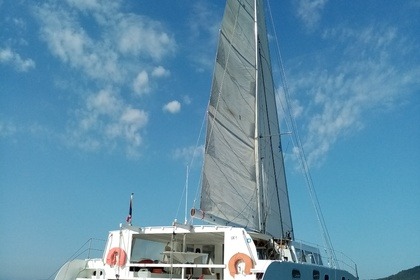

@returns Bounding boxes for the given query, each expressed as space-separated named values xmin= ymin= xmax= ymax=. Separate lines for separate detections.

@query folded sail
xmin=200 ymin=0 xmax=293 ymax=240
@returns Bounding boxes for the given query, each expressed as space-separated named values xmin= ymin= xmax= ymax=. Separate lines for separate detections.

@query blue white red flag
xmin=126 ymin=193 xmax=133 ymax=224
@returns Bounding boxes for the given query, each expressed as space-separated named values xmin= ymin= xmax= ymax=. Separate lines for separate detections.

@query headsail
xmin=197 ymin=0 xmax=293 ymax=240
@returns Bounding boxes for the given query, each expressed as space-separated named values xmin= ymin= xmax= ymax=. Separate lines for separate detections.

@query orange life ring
xmin=228 ymin=252 xmax=253 ymax=277
xmin=106 ymin=247 xmax=127 ymax=267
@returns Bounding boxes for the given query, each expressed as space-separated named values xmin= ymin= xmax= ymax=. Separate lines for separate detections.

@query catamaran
xmin=54 ymin=0 xmax=358 ymax=279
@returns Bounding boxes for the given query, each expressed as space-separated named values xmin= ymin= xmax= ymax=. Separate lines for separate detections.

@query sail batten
xmin=199 ymin=0 xmax=293 ymax=239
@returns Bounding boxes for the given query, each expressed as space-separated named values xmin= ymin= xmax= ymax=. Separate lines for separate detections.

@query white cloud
xmin=0 ymin=48 xmax=13 ymax=62
xmin=189 ymin=1 xmax=221 ymax=41
xmin=296 ymin=0 xmax=328 ymax=30
xmin=0 ymin=47 xmax=35 ymax=72
xmin=65 ymin=0 xmax=102 ymax=11
xmin=33 ymin=1 xmax=177 ymax=156
xmin=183 ymin=95 xmax=192 ymax=105
xmin=152 ymin=66 xmax=170 ymax=78
xmin=133 ymin=70 xmax=150 ymax=96
xmin=187 ymin=1 xmax=222 ymax=71
xmin=173 ymin=144 xmax=204 ymax=166
xmin=0 ymin=118 xmax=60 ymax=144
xmin=116 ymin=14 xmax=175 ymax=60
xmin=163 ymin=100 xmax=181 ymax=114
xmin=120 ymin=107 xmax=148 ymax=147
xmin=70 ymin=89 xmax=148 ymax=156
xmin=132 ymin=67 xmax=170 ymax=96
xmin=0 ymin=119 xmax=17 ymax=137
xmin=284 ymin=24 xmax=419 ymax=167
xmin=35 ymin=1 xmax=175 ymax=86
xmin=87 ymin=89 xmax=121 ymax=116
xmin=36 ymin=3 xmax=123 ymax=83
xmin=12 ymin=17 xmax=27 ymax=30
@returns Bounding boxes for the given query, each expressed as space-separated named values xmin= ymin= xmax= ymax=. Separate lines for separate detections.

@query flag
xmin=126 ymin=193 xmax=133 ymax=224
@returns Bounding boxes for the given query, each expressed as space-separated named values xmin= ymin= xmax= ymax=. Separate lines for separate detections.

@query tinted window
xmin=313 ymin=270 xmax=320 ymax=280
xmin=292 ymin=269 xmax=301 ymax=278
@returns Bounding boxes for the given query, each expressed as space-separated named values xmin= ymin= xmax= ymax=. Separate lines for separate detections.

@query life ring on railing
xmin=228 ymin=252 xmax=253 ymax=277
xmin=106 ymin=247 xmax=127 ymax=267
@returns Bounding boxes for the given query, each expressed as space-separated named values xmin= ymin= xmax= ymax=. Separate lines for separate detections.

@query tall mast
xmin=254 ymin=0 xmax=263 ymax=233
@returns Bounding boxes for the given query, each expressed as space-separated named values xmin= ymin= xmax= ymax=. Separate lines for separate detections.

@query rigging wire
xmin=173 ymin=112 xmax=206 ymax=224
xmin=266 ymin=0 xmax=339 ymax=268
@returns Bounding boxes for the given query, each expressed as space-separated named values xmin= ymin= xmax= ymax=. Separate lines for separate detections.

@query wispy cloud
xmin=116 ymin=15 xmax=175 ymax=60
xmin=173 ymin=144 xmax=204 ymax=167
xmin=187 ymin=1 xmax=222 ymax=72
xmin=68 ymin=88 xmax=148 ymax=157
xmin=0 ymin=119 xmax=17 ymax=137
xmin=65 ymin=0 xmax=104 ymax=12
xmin=296 ymin=0 xmax=328 ymax=30
xmin=33 ymin=1 xmax=175 ymax=156
xmin=183 ymin=95 xmax=192 ymax=105
xmin=285 ymin=24 xmax=419 ymax=167
xmin=152 ymin=66 xmax=170 ymax=78
xmin=0 ymin=47 xmax=35 ymax=72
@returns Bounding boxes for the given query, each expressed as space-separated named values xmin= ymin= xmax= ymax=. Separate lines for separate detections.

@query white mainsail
xmin=199 ymin=0 xmax=293 ymax=240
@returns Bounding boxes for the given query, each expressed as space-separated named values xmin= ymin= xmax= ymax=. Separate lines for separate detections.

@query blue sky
xmin=1 ymin=0 xmax=419 ymax=279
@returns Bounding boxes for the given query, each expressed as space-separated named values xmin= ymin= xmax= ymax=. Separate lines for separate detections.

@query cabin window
xmin=313 ymin=270 xmax=320 ymax=280
xmin=305 ymin=252 xmax=314 ymax=263
xmin=295 ymin=248 xmax=306 ymax=262
xmin=313 ymin=253 xmax=323 ymax=265
xmin=131 ymin=237 xmax=167 ymax=261
xmin=324 ymin=275 xmax=329 ymax=280
xmin=292 ymin=269 xmax=301 ymax=278
xmin=341 ymin=277 xmax=345 ymax=280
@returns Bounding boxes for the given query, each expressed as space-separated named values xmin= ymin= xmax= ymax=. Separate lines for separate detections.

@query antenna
xmin=184 ymin=165 xmax=189 ymax=224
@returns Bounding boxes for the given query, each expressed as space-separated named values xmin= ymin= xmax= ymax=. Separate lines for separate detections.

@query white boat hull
xmin=55 ymin=225 xmax=357 ymax=280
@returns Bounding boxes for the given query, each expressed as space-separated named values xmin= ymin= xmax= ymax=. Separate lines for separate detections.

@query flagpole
xmin=126 ymin=193 xmax=133 ymax=226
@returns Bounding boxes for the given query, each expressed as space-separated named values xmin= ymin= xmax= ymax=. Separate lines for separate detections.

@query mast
xmin=253 ymin=0 xmax=263 ymax=234
xmin=255 ymin=0 xmax=294 ymax=239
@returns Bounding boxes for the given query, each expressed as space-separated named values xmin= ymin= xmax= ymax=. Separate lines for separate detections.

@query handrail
xmin=292 ymin=239 xmax=358 ymax=276
xmin=45 ymin=238 xmax=106 ymax=280
xmin=129 ymin=263 xmax=225 ymax=269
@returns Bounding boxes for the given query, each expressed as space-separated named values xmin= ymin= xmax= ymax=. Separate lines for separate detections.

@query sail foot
xmin=190 ymin=208 xmax=251 ymax=229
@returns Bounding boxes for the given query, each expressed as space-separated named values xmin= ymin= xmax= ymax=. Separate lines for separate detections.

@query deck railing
xmin=293 ymin=239 xmax=358 ymax=277
xmin=46 ymin=238 xmax=105 ymax=280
